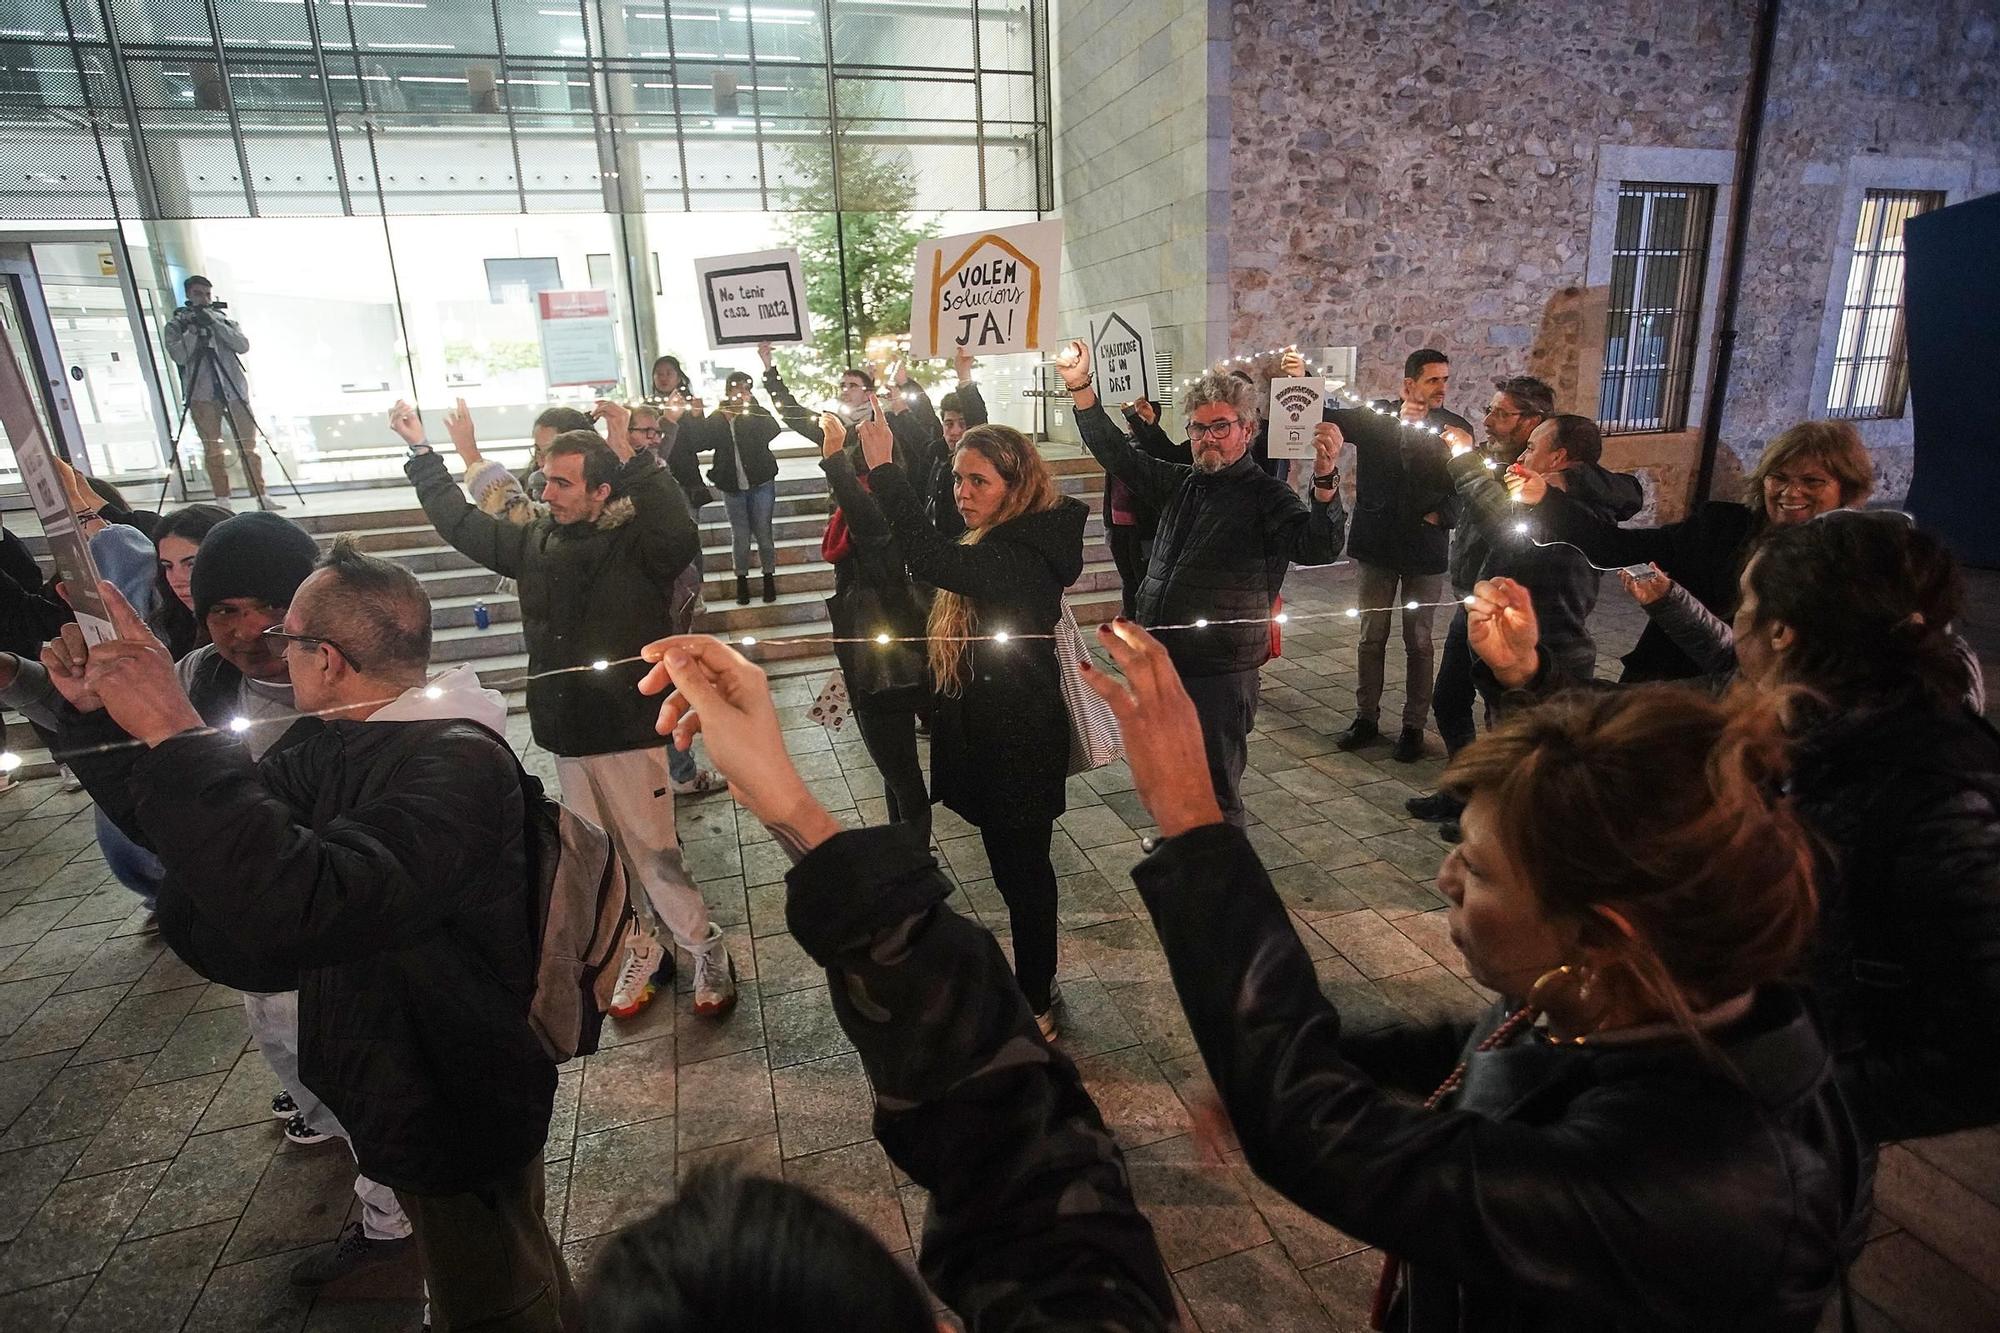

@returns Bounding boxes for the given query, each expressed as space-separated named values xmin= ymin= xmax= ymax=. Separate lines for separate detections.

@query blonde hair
xmin=927 ymin=425 xmax=1061 ymax=695
xmin=1741 ymin=420 xmax=1875 ymax=510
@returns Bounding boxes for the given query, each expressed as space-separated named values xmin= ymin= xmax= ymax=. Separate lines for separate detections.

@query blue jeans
xmin=96 ymin=807 xmax=163 ymax=909
xmin=722 ymin=480 xmax=777 ymax=577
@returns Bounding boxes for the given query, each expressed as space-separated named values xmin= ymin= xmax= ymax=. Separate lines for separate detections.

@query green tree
xmin=775 ymin=123 xmax=935 ymax=400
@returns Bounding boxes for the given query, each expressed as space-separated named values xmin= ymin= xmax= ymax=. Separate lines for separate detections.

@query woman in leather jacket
xmin=1081 ymin=618 xmax=1873 ymax=1332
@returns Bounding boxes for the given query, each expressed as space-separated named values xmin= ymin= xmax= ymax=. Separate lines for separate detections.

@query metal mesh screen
xmin=0 ymin=0 xmax=1052 ymax=219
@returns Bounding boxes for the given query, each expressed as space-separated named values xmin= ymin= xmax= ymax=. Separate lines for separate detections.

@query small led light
xmin=1514 ymin=522 xmax=1531 ymax=535
xmin=228 ymin=717 xmax=251 ymax=734
xmin=993 ymin=630 xmax=1011 ymax=644
xmin=739 ymin=635 xmax=757 ymax=647
xmin=1194 ymin=618 xmax=1209 ymax=628
xmin=1344 ymin=608 xmax=1360 ymax=619
xmin=0 ymin=751 xmax=20 ymax=774
xmin=1464 ymin=594 xmax=1478 ymax=606
xmin=1404 ymin=600 xmax=1419 ymax=610
xmin=1482 ymin=457 xmax=1498 ymax=470
xmin=874 ymin=632 xmax=891 ymax=645
xmin=1273 ymin=612 xmax=1289 ymax=624
xmin=423 ymin=685 xmax=443 ymax=700
xmin=591 ymin=659 xmax=610 ymax=671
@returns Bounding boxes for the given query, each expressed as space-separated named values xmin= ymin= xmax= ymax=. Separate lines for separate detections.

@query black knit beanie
xmin=190 ymin=511 xmax=322 ymax=620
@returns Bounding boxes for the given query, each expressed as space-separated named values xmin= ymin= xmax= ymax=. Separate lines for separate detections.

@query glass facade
xmin=0 ymin=1 xmax=1052 ymax=485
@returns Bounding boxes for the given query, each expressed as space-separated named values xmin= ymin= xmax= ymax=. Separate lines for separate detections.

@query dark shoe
xmin=1405 ymin=790 xmax=1464 ymax=822
xmin=734 ymin=574 xmax=751 ymax=606
xmin=290 ymin=1221 xmax=414 ymax=1287
xmin=1438 ymin=819 xmax=1462 ymax=844
xmin=284 ymin=1112 xmax=330 ymax=1146
xmin=271 ymin=1090 xmax=298 ymax=1121
xmin=761 ymin=572 xmax=778 ymax=604
xmin=1334 ymin=718 xmax=1379 ymax=751
xmin=1391 ymin=727 xmax=1425 ymax=763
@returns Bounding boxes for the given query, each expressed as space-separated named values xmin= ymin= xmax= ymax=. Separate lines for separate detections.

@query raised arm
xmin=405 ymin=449 xmax=534 ymax=580
xmin=1058 ymin=343 xmax=1185 ymax=508
xmin=620 ymin=452 xmax=701 ymax=583
xmin=759 ymin=346 xmax=824 ymax=445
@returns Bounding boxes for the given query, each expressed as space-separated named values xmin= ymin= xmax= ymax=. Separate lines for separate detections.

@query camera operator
xmin=165 ymin=275 xmax=266 ymax=504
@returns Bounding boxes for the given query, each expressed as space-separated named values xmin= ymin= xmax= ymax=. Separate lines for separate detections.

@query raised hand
xmin=80 ymin=581 xmax=203 ymax=745
xmin=1128 ymin=397 xmax=1158 ymax=427
xmin=954 ymin=342 xmax=975 ymax=385
xmin=1505 ymin=465 xmax=1549 ymax=506
xmin=442 ymin=397 xmax=480 ymax=466
xmin=595 ymin=399 xmax=634 ymax=461
xmin=387 ymin=399 xmax=425 ymax=449
xmin=857 ymin=396 xmax=896 ymax=470
xmin=820 ymin=411 xmax=847 ymax=461
xmin=757 ymin=340 xmax=775 ymax=370
xmin=635 ymin=635 xmax=839 ymax=857
xmin=1312 ymin=421 xmax=1343 ymax=485
xmin=1619 ymin=562 xmax=1672 ymax=608
xmin=39 ymin=620 xmax=103 ymax=713
xmin=1055 ymin=339 xmax=1092 ymax=390
xmin=1465 ymin=577 xmax=1542 ymax=690
xmin=1280 ymin=347 xmax=1307 ymax=378
xmin=1440 ymin=425 xmax=1476 ymax=457
xmin=1080 ymin=619 xmax=1225 ymax=838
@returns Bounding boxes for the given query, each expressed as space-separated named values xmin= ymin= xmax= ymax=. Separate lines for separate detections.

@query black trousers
xmin=1182 ymin=667 xmax=1260 ymax=827
xmin=1431 ymin=604 xmax=1478 ymax=756
xmin=397 ymin=1156 xmax=578 ymax=1332
xmin=1108 ymin=522 xmax=1146 ymax=621
xmin=981 ymin=821 xmax=1059 ymax=1013
xmin=854 ymin=701 xmax=932 ymax=845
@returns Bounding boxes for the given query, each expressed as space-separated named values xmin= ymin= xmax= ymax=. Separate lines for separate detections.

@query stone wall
xmin=1221 ymin=0 xmax=2000 ymax=509
xmin=1052 ymin=0 xmax=1229 ymax=438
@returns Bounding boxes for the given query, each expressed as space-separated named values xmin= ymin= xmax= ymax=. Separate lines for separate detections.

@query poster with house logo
xmin=693 ymin=248 xmax=811 ymax=349
xmin=1088 ymin=305 xmax=1156 ymax=405
xmin=1267 ymin=377 xmax=1328 ymax=459
xmin=912 ymin=219 xmax=1063 ymax=357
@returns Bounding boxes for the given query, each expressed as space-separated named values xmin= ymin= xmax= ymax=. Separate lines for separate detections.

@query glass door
xmin=29 ymin=240 xmax=172 ymax=483
xmin=0 ymin=276 xmax=54 ymax=494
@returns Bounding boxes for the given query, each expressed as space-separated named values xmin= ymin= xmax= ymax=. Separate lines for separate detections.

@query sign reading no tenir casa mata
xmin=693 ymin=248 xmax=811 ymax=350
xmin=912 ymin=219 xmax=1063 ymax=357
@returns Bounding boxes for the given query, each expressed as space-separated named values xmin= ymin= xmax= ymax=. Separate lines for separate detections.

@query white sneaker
xmin=689 ymin=925 xmax=738 ymax=1018
xmin=59 ymin=766 xmax=82 ymax=793
xmin=1034 ymin=982 xmax=1063 ymax=1043
xmin=608 ymin=932 xmax=669 ymax=1019
xmin=670 ymin=767 xmax=726 ymax=797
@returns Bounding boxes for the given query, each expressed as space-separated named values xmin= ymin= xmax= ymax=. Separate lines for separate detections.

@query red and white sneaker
xmin=689 ymin=925 xmax=739 ymax=1019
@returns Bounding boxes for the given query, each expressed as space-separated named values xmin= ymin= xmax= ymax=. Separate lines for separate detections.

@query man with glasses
xmin=1060 ymin=343 xmax=1346 ymax=825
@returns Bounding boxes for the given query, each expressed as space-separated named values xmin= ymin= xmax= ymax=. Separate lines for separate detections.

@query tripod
xmin=156 ymin=315 xmax=305 ymax=512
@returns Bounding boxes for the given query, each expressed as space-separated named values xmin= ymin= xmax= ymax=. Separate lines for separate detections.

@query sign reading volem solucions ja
xmin=912 ymin=218 xmax=1063 ymax=357
xmin=1088 ymin=305 xmax=1156 ymax=405
xmin=693 ymin=248 xmax=811 ymax=350
xmin=1267 ymin=377 xmax=1328 ymax=459
xmin=536 ymin=289 xmax=621 ymax=389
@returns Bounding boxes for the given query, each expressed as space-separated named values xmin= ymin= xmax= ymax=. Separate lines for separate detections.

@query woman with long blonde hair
xmin=852 ymin=409 xmax=1085 ymax=1037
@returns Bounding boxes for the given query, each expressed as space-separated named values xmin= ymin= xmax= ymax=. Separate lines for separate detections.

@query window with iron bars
xmin=1826 ymin=188 xmax=1943 ymax=420
xmin=1598 ymin=183 xmax=1715 ymax=434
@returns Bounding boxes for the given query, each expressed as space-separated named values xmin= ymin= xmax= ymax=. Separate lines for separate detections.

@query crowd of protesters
xmin=1 ymin=312 xmax=1994 ymax=1333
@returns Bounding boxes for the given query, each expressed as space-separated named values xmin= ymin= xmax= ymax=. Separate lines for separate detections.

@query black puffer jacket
xmin=1332 ymin=400 xmax=1473 ymax=575
xmin=1448 ymin=451 xmax=1644 ymax=680
xmin=1101 ymin=410 xmax=1192 ymax=542
xmin=1534 ymin=492 xmax=1764 ymax=683
xmin=1076 ymin=402 xmax=1345 ymax=679
xmin=409 ymin=449 xmax=698 ymax=757
xmin=786 ymin=825 xmax=1176 ymax=1329
xmin=1788 ymin=694 xmax=2000 ymax=1141
xmin=1135 ymin=822 xmax=1871 ymax=1333
xmin=108 ymin=719 xmax=550 ymax=1196
xmin=687 ymin=401 xmax=782 ymax=493
xmin=865 ymin=462 xmax=1086 ymax=829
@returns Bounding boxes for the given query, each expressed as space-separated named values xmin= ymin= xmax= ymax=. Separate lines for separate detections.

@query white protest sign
xmin=693 ymin=248 xmax=810 ymax=349
xmin=912 ymin=218 xmax=1063 ymax=357
xmin=1267 ymin=377 xmax=1328 ymax=459
xmin=1088 ymin=305 xmax=1156 ymax=405
xmin=536 ymin=290 xmax=620 ymax=389
xmin=0 ymin=322 xmax=114 ymax=645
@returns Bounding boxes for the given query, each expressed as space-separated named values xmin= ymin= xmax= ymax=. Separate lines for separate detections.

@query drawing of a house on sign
xmin=913 ymin=219 xmax=1063 ymax=357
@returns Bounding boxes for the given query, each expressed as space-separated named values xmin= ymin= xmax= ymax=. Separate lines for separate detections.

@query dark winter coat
xmin=1532 ymin=492 xmax=1763 ymax=682
xmin=1075 ymin=402 xmax=1346 ymax=679
xmin=67 ymin=715 xmax=553 ymax=1197
xmin=1101 ymin=411 xmax=1192 ymax=543
xmin=408 ymin=448 xmax=699 ymax=757
xmin=1135 ymin=822 xmax=1871 ymax=1333
xmin=1788 ymin=694 xmax=2000 ymax=1142
xmin=786 ymin=823 xmax=1176 ymax=1329
xmin=1332 ymin=400 xmax=1473 ymax=576
xmin=0 ymin=529 xmax=65 ymax=658
xmin=864 ymin=461 xmax=1086 ymax=829
xmin=1447 ymin=451 xmax=1644 ymax=681
xmin=685 ymin=401 xmax=782 ymax=493
xmin=821 ymin=450 xmax=929 ymax=704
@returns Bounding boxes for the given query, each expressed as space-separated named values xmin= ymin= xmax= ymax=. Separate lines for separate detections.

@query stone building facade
xmin=1056 ymin=0 xmax=2000 ymax=517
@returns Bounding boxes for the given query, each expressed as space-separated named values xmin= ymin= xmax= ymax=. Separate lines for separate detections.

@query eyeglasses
xmin=261 ymin=625 xmax=364 ymax=672
xmin=1187 ymin=418 xmax=1243 ymax=439
xmin=630 ymin=425 xmax=663 ymax=438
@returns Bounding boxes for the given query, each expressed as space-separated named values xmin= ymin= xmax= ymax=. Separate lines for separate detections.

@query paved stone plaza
xmin=1 ymin=563 xmax=1996 ymax=1331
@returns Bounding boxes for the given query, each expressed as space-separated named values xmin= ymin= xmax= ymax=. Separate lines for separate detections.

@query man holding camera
xmin=165 ymin=274 xmax=268 ymax=505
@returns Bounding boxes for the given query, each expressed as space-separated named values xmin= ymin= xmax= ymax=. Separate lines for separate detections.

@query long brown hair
xmin=927 ymin=425 xmax=1061 ymax=695
xmin=1444 ymin=686 xmax=1817 ymax=1041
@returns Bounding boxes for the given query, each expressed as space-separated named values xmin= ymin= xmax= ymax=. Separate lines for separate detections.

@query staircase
xmin=1 ymin=438 xmax=1119 ymax=777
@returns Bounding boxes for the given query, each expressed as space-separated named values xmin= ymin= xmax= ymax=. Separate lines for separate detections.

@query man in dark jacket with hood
xmin=406 ymin=423 xmax=737 ymax=1022
xmin=43 ymin=548 xmax=571 ymax=1330
xmin=1060 ymin=342 xmax=1347 ymax=826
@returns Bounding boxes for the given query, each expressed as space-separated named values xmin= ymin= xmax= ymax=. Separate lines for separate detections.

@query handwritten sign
xmin=913 ymin=219 xmax=1063 ymax=357
xmin=536 ymin=289 xmax=620 ymax=388
xmin=1267 ymin=377 xmax=1327 ymax=459
xmin=0 ymin=322 xmax=114 ymax=644
xmin=693 ymin=248 xmax=810 ymax=349
xmin=1089 ymin=305 xmax=1156 ymax=405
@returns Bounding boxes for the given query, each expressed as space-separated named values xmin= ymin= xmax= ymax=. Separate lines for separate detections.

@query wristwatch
xmin=1312 ymin=470 xmax=1339 ymax=489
